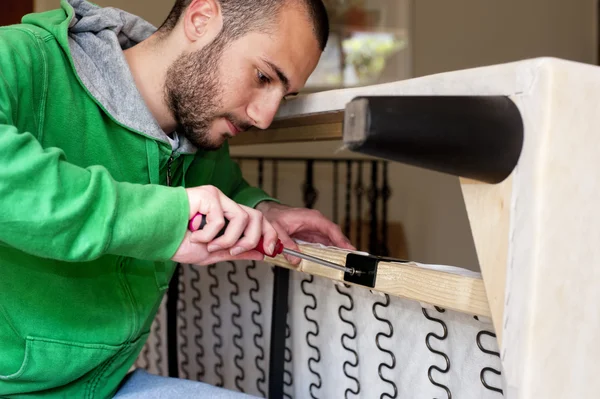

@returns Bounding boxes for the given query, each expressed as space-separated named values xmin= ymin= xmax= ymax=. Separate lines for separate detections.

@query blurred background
xmin=2 ymin=0 xmax=597 ymax=269
xmin=20 ymin=0 xmax=597 ymax=84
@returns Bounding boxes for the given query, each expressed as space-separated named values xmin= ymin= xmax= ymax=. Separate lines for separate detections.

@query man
xmin=0 ymin=0 xmax=353 ymax=397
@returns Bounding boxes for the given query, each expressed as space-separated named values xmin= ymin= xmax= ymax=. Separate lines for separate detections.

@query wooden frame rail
xmin=229 ymin=111 xmax=344 ymax=146
xmin=266 ymin=244 xmax=491 ymax=319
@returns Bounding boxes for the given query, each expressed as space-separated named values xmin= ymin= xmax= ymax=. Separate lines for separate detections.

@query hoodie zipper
xmin=166 ymin=154 xmax=174 ymax=186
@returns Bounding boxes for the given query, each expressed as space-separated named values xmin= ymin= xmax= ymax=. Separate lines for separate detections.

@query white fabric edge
xmin=294 ymin=240 xmax=482 ymax=279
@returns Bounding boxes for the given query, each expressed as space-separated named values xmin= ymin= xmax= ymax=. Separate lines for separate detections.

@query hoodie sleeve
xmin=0 ymin=28 xmax=189 ymax=262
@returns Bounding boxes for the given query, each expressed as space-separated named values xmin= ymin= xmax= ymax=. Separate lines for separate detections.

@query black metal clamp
xmin=343 ymin=252 xmax=408 ymax=288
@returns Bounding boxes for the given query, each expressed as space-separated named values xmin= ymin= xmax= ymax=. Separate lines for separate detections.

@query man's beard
xmin=164 ymin=36 xmax=248 ymax=151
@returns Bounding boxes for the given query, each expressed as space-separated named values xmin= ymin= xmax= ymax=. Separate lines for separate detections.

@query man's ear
xmin=181 ymin=0 xmax=223 ymax=44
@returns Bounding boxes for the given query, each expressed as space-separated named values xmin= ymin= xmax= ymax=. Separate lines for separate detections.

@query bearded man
xmin=0 ymin=0 xmax=353 ymax=397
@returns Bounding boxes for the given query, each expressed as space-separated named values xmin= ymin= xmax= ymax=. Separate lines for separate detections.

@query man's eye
xmin=257 ymin=70 xmax=270 ymax=84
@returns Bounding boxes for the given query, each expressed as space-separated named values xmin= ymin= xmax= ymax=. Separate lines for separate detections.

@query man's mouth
xmin=225 ymin=119 xmax=241 ymax=136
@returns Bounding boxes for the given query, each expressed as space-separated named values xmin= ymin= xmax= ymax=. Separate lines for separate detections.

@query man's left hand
xmin=255 ymin=201 xmax=355 ymax=265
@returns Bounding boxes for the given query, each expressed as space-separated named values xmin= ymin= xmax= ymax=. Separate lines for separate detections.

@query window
xmin=305 ymin=0 xmax=411 ymax=92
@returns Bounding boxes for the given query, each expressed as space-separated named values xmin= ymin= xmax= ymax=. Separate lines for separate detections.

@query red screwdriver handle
xmin=255 ymin=237 xmax=284 ymax=257
xmin=189 ymin=212 xmax=284 ymax=257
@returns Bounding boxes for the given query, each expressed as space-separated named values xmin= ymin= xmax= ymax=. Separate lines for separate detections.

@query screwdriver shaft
xmin=282 ymin=248 xmax=355 ymax=275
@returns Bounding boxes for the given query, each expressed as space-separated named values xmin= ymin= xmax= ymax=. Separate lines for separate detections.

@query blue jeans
xmin=113 ymin=369 xmax=260 ymax=398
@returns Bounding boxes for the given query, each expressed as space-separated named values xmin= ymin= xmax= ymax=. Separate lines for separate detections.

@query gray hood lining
xmin=66 ymin=0 xmax=197 ymax=154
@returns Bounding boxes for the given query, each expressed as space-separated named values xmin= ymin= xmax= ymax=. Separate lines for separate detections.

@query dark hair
xmin=158 ymin=0 xmax=329 ymax=51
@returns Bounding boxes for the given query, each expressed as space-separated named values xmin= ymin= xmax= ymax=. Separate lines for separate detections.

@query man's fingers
xmin=291 ymin=231 xmax=334 ymax=247
xmin=271 ymin=221 xmax=301 ymax=265
xmin=272 ymin=222 xmax=294 ymax=248
xmin=190 ymin=209 xmax=226 ymax=243
xmin=202 ymin=249 xmax=264 ymax=265
xmin=206 ymin=193 xmax=250 ymax=252
xmin=271 ymin=221 xmax=296 ymax=249
xmin=259 ymin=213 xmax=279 ymax=256
xmin=173 ymin=237 xmax=264 ymax=266
xmin=188 ymin=187 xmax=226 ymax=243
xmin=305 ymin=210 xmax=355 ymax=250
xmin=325 ymin=224 xmax=355 ymax=250
xmin=226 ymin=206 xmax=263 ymax=256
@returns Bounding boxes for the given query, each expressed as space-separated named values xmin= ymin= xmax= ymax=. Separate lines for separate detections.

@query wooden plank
xmin=229 ymin=112 xmax=344 ymax=146
xmin=459 ymin=177 xmax=486 ymax=185
xmin=267 ymin=110 xmax=344 ymax=128
xmin=266 ymin=244 xmax=491 ymax=318
xmin=460 ymin=174 xmax=512 ymax=346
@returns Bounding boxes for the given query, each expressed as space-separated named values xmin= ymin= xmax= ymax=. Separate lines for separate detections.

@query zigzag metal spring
xmin=253 ymin=160 xmax=267 ymax=396
xmin=475 ymin=325 xmax=503 ymax=395
xmin=283 ymin=313 xmax=294 ymax=399
xmin=207 ymin=264 xmax=224 ymax=387
xmin=138 ymin=344 xmax=149 ymax=369
xmin=302 ymin=274 xmax=322 ymax=399
xmin=246 ymin=260 xmax=267 ymax=397
xmin=336 ymin=283 xmax=361 ymax=398
xmin=177 ymin=266 xmax=189 ymax=379
xmin=422 ymin=307 xmax=451 ymax=399
xmin=189 ymin=265 xmax=205 ymax=379
xmin=153 ymin=306 xmax=164 ymax=376
xmin=227 ymin=261 xmax=246 ymax=392
xmin=373 ymin=293 xmax=397 ymax=399
xmin=135 ymin=330 xmax=151 ymax=370
xmin=335 ymin=160 xmax=360 ymax=398
xmin=299 ymin=159 xmax=321 ymax=398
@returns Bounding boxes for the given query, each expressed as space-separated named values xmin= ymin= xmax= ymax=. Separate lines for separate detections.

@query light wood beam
xmin=265 ymin=244 xmax=491 ymax=318
xmin=229 ymin=111 xmax=344 ymax=146
xmin=460 ymin=175 xmax=512 ymax=346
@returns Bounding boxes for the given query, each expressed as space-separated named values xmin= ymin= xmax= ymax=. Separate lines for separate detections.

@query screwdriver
xmin=188 ymin=213 xmax=357 ymax=275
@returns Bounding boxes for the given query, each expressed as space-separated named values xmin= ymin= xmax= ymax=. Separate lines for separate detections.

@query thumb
xmin=271 ymin=221 xmax=301 ymax=265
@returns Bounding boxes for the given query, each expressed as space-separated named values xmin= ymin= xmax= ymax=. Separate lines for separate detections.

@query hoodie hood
xmin=27 ymin=0 xmax=196 ymax=154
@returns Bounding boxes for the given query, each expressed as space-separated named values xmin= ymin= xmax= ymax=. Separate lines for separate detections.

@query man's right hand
xmin=171 ymin=185 xmax=279 ymax=265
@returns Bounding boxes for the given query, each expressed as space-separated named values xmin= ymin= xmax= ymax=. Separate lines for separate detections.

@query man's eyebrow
xmin=262 ymin=58 xmax=297 ymax=95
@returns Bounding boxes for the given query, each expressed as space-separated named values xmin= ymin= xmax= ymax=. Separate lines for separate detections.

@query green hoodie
xmin=0 ymin=0 xmax=273 ymax=397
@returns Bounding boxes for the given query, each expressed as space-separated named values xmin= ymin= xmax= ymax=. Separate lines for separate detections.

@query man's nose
xmin=247 ymin=92 xmax=282 ymax=130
